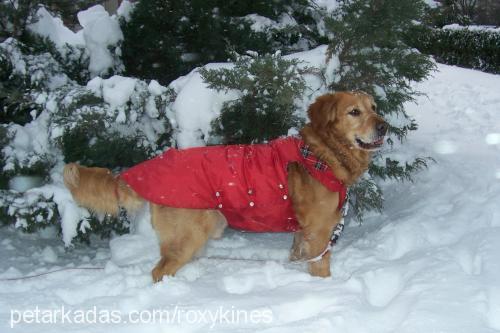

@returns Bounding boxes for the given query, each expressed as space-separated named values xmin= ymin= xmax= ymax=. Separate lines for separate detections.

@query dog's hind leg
xmin=150 ymin=205 xmax=226 ymax=282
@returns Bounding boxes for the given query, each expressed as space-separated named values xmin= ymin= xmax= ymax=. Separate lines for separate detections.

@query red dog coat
xmin=120 ymin=137 xmax=347 ymax=232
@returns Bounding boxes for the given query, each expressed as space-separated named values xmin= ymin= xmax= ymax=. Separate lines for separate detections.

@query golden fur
xmin=63 ymin=91 xmax=387 ymax=282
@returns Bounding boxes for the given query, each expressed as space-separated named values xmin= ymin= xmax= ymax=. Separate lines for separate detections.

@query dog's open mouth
xmin=356 ymin=137 xmax=385 ymax=150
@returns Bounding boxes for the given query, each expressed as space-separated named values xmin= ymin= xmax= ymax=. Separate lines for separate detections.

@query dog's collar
xmin=298 ymin=142 xmax=329 ymax=172
xmin=292 ymin=137 xmax=348 ymax=211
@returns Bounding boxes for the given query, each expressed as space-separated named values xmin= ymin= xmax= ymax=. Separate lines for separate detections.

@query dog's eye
xmin=349 ymin=109 xmax=361 ymax=116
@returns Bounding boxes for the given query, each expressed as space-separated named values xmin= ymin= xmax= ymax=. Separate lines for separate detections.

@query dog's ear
xmin=307 ymin=93 xmax=339 ymax=131
xmin=63 ymin=163 xmax=80 ymax=188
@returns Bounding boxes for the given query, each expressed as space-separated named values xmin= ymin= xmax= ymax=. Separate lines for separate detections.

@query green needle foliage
xmin=325 ymin=0 xmax=436 ymax=220
xmin=200 ymin=54 xmax=307 ymax=144
xmin=121 ymin=0 xmax=323 ymax=85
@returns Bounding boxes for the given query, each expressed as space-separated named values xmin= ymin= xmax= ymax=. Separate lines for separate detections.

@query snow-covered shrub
xmin=1 ymin=4 xmax=126 ymax=86
xmin=407 ymin=24 xmax=500 ymax=74
xmin=0 ymin=38 xmax=64 ymax=179
xmin=120 ymin=0 xmax=323 ymax=85
xmin=0 ymin=189 xmax=131 ymax=244
xmin=0 ymin=190 xmax=59 ymax=232
xmin=72 ymin=211 xmax=130 ymax=245
xmin=325 ymin=0 xmax=435 ymax=220
xmin=200 ymin=53 xmax=307 ymax=144
xmin=0 ymin=4 xmax=148 ymax=244
xmin=0 ymin=28 xmax=174 ymax=243
xmin=1 ymin=35 xmax=175 ymax=171
xmin=0 ymin=126 xmax=9 ymax=189
xmin=54 ymin=76 xmax=175 ymax=169
xmin=0 ymin=40 xmax=43 ymax=125
xmin=24 ymin=33 xmax=91 ymax=85
xmin=0 ymin=0 xmax=44 ymax=41
xmin=76 ymin=5 xmax=124 ymax=78
xmin=28 ymin=5 xmax=124 ymax=79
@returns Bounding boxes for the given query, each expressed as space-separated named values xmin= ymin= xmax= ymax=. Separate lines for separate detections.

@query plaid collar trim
xmin=299 ymin=144 xmax=328 ymax=172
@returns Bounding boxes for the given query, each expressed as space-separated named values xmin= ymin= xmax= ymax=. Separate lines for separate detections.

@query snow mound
xmin=77 ymin=5 xmax=123 ymax=77
xmin=28 ymin=5 xmax=123 ymax=77
xmin=28 ymin=7 xmax=85 ymax=48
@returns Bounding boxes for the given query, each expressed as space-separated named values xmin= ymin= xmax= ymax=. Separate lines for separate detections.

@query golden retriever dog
xmin=63 ymin=91 xmax=388 ymax=282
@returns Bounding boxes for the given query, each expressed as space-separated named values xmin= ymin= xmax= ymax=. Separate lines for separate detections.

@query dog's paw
xmin=308 ymin=252 xmax=332 ymax=277
xmin=308 ymin=263 xmax=332 ymax=277
xmin=151 ymin=266 xmax=166 ymax=283
xmin=289 ymin=244 xmax=310 ymax=261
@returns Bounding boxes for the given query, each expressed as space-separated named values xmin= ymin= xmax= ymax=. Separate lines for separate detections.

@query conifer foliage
xmin=121 ymin=0 xmax=322 ymax=85
xmin=325 ymin=0 xmax=435 ymax=219
xmin=200 ymin=54 xmax=306 ymax=144
xmin=0 ymin=34 xmax=174 ymax=241
xmin=0 ymin=0 xmax=436 ymax=243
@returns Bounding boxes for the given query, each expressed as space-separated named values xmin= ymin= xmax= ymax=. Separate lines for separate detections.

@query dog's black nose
xmin=377 ymin=122 xmax=388 ymax=136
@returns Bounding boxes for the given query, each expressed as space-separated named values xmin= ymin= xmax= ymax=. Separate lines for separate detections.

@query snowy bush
xmin=0 ymin=41 xmax=175 ymax=170
xmin=0 ymin=37 xmax=64 ymax=178
xmin=0 ymin=5 xmax=175 ymax=244
xmin=200 ymin=53 xmax=307 ymax=144
xmin=0 ymin=0 xmax=436 ymax=244
xmin=0 ymin=190 xmax=59 ymax=232
xmin=55 ymin=76 xmax=175 ymax=169
xmin=407 ymin=24 xmax=500 ymax=74
xmin=0 ymin=0 xmax=44 ymax=41
xmin=29 ymin=5 xmax=124 ymax=79
xmin=120 ymin=0 xmax=324 ymax=85
xmin=1 ymin=28 xmax=175 ymax=173
xmin=0 ymin=39 xmax=43 ymax=126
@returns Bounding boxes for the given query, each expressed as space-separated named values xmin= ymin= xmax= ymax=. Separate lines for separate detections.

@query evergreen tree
xmin=121 ymin=0 xmax=323 ymax=85
xmin=325 ymin=0 xmax=435 ymax=220
xmin=0 ymin=0 xmax=97 ymax=42
xmin=0 ymin=41 xmax=42 ymax=125
xmin=200 ymin=53 xmax=307 ymax=144
xmin=0 ymin=37 xmax=174 ymax=240
xmin=0 ymin=0 xmax=42 ymax=41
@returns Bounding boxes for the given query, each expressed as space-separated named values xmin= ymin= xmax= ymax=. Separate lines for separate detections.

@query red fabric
xmin=120 ymin=137 xmax=347 ymax=232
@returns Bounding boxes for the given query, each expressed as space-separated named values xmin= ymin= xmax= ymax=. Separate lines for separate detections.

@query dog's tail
xmin=63 ymin=163 xmax=144 ymax=216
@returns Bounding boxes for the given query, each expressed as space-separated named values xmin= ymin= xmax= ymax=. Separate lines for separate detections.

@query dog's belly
xmin=221 ymin=203 xmax=299 ymax=232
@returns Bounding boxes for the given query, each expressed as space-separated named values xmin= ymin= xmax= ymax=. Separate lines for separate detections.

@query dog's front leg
xmin=289 ymin=226 xmax=336 ymax=277
xmin=308 ymin=251 xmax=332 ymax=277
xmin=289 ymin=231 xmax=306 ymax=261
xmin=288 ymin=163 xmax=342 ymax=277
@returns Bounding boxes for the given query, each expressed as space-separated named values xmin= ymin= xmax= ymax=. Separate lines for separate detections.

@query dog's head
xmin=308 ymin=91 xmax=388 ymax=151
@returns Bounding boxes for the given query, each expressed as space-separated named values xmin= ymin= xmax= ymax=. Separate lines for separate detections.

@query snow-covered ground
xmin=1 ymin=63 xmax=499 ymax=332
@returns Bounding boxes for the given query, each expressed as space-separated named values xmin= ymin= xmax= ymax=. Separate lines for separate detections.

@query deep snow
xmin=1 ymin=63 xmax=500 ymax=332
